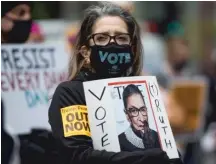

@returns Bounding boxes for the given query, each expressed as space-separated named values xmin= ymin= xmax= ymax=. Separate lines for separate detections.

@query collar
xmin=124 ymin=126 xmax=145 ymax=149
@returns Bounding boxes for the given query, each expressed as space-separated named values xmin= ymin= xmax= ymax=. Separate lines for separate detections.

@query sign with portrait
xmin=1 ymin=43 xmax=69 ymax=134
xmin=83 ymin=76 xmax=179 ymax=159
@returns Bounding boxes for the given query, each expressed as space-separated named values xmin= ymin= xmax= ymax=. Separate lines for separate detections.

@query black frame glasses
xmin=126 ymin=106 xmax=147 ymax=117
xmin=88 ymin=33 xmax=132 ymax=46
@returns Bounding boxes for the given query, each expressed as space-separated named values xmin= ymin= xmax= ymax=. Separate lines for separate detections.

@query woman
xmin=49 ymin=2 xmax=181 ymax=164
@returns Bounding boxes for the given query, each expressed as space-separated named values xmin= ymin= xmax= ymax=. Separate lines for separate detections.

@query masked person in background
xmin=1 ymin=2 xmax=60 ymax=164
xmin=119 ymin=84 xmax=160 ymax=151
xmin=1 ymin=1 xmax=32 ymax=44
xmin=1 ymin=2 xmax=32 ymax=164
xmin=49 ymin=2 xmax=183 ymax=164
xmin=155 ymin=21 xmax=198 ymax=89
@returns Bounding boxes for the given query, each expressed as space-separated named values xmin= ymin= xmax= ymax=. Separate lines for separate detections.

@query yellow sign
xmin=61 ymin=105 xmax=91 ymax=137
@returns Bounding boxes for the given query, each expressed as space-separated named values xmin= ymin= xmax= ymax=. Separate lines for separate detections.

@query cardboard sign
xmin=169 ymin=77 xmax=208 ymax=140
xmin=83 ymin=76 xmax=179 ymax=159
xmin=1 ymin=43 xmax=69 ymax=134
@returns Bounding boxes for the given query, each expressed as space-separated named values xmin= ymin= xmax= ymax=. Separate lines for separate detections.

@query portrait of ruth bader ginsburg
xmin=118 ymin=84 xmax=161 ymax=151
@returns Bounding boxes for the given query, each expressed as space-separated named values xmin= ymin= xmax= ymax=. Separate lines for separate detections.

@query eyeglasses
xmin=88 ymin=33 xmax=132 ymax=46
xmin=126 ymin=106 xmax=147 ymax=117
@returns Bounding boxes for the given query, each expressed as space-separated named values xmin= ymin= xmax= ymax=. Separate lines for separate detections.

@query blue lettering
xmin=99 ymin=51 xmax=108 ymax=62
xmin=118 ymin=53 xmax=125 ymax=64
xmin=25 ymin=90 xmax=35 ymax=108
xmin=35 ymin=91 xmax=42 ymax=104
xmin=99 ymin=52 xmax=131 ymax=64
xmin=41 ymin=91 xmax=49 ymax=103
xmin=107 ymin=53 xmax=118 ymax=64
xmin=24 ymin=90 xmax=49 ymax=108
xmin=125 ymin=53 xmax=131 ymax=63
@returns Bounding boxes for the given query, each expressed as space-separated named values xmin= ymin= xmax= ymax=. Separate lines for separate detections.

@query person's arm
xmin=48 ymin=81 xmax=170 ymax=164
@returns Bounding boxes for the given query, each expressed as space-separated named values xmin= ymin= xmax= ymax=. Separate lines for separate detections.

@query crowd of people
xmin=1 ymin=1 xmax=215 ymax=164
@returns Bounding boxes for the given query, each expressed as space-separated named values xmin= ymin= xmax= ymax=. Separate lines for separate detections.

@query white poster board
xmin=83 ymin=76 xmax=179 ymax=159
xmin=1 ymin=43 xmax=69 ymax=134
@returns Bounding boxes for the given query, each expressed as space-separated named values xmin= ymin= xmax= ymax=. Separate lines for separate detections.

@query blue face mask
xmin=90 ymin=43 xmax=134 ymax=78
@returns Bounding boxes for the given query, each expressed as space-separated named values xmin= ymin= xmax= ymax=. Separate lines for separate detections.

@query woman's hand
xmin=133 ymin=148 xmax=170 ymax=164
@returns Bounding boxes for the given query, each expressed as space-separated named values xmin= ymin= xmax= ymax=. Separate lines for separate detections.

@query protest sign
xmin=83 ymin=76 xmax=179 ymax=159
xmin=60 ymin=105 xmax=91 ymax=137
xmin=1 ymin=43 xmax=69 ymax=134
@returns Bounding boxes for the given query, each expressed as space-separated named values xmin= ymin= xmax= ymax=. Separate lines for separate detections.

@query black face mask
xmin=90 ymin=43 xmax=134 ymax=78
xmin=3 ymin=19 xmax=32 ymax=43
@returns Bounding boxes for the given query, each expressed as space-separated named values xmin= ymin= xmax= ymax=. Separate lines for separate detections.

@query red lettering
xmin=58 ymin=71 xmax=67 ymax=83
xmin=1 ymin=72 xmax=41 ymax=92
xmin=2 ymin=71 xmax=67 ymax=92
xmin=25 ymin=72 xmax=40 ymax=90
xmin=1 ymin=72 xmax=9 ymax=92
xmin=25 ymin=72 xmax=32 ymax=89
xmin=16 ymin=72 xmax=25 ymax=91
xmin=9 ymin=73 xmax=15 ymax=91
xmin=43 ymin=71 xmax=67 ymax=91
xmin=44 ymin=71 xmax=57 ymax=90
xmin=35 ymin=73 xmax=40 ymax=88
xmin=44 ymin=72 xmax=49 ymax=90
xmin=1 ymin=72 xmax=15 ymax=91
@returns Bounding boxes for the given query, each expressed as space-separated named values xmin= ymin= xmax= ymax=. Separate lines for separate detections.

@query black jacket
xmin=2 ymin=100 xmax=15 ymax=164
xmin=48 ymin=69 xmax=182 ymax=164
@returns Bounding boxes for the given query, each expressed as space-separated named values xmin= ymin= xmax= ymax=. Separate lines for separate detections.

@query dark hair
xmin=68 ymin=2 xmax=143 ymax=80
xmin=1 ymin=1 xmax=32 ymax=17
xmin=123 ymin=84 xmax=144 ymax=109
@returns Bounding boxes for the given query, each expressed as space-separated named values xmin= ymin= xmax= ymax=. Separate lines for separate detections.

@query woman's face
xmin=80 ymin=15 xmax=136 ymax=76
xmin=82 ymin=16 xmax=129 ymax=57
xmin=126 ymin=94 xmax=148 ymax=131
xmin=90 ymin=16 xmax=128 ymax=46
